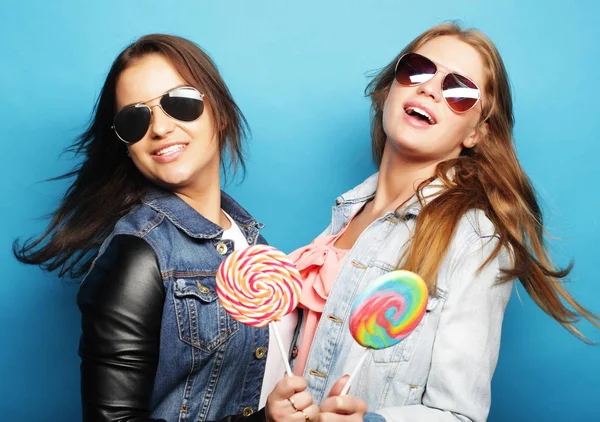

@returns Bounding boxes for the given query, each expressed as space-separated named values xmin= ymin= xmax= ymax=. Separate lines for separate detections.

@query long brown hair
xmin=366 ymin=23 xmax=599 ymax=341
xmin=13 ymin=34 xmax=249 ymax=278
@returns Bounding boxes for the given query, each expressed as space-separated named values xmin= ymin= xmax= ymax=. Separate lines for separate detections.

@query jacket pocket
xmin=173 ymin=277 xmax=239 ymax=353
xmin=371 ymin=294 xmax=443 ymax=363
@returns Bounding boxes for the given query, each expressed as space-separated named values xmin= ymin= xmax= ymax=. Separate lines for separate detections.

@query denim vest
xmin=292 ymin=173 xmax=513 ymax=422
xmin=86 ymin=187 xmax=269 ymax=421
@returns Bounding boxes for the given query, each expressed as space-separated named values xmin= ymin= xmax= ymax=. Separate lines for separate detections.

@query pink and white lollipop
xmin=216 ymin=245 xmax=302 ymax=374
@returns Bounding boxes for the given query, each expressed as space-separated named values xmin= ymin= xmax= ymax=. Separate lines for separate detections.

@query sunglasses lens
xmin=443 ymin=73 xmax=480 ymax=112
xmin=113 ymin=105 xmax=151 ymax=144
xmin=160 ymin=87 xmax=204 ymax=122
xmin=395 ymin=53 xmax=437 ymax=86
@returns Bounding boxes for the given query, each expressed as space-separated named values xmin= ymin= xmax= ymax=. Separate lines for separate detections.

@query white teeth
xmin=406 ymin=106 xmax=435 ymax=124
xmin=155 ymin=144 xmax=185 ymax=156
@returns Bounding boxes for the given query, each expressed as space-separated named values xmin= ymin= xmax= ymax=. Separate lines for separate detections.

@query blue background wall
xmin=1 ymin=1 xmax=598 ymax=421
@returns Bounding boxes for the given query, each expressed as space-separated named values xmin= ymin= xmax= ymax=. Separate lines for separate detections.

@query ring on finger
xmin=287 ymin=397 xmax=298 ymax=411
xmin=300 ymin=409 xmax=309 ymax=421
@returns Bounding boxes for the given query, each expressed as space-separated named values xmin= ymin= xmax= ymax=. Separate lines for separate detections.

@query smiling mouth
xmin=405 ymin=106 xmax=436 ymax=125
xmin=153 ymin=144 xmax=187 ymax=156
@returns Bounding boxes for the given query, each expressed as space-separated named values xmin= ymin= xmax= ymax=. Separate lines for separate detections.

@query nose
xmin=416 ymin=72 xmax=445 ymax=103
xmin=148 ymin=104 xmax=175 ymax=139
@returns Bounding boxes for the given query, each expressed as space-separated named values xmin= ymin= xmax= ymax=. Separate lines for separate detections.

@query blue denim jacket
xmin=292 ymin=173 xmax=513 ymax=422
xmin=85 ymin=187 xmax=269 ymax=421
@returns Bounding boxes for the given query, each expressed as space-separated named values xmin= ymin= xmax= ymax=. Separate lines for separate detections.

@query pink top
xmin=288 ymin=230 xmax=349 ymax=376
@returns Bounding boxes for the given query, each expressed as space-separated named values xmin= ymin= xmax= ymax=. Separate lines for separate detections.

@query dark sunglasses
xmin=112 ymin=86 xmax=205 ymax=144
xmin=394 ymin=52 xmax=481 ymax=113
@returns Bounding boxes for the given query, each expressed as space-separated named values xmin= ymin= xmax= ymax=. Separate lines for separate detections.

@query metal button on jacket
xmin=196 ymin=283 xmax=210 ymax=295
xmin=216 ymin=243 xmax=228 ymax=255
xmin=255 ymin=347 xmax=267 ymax=359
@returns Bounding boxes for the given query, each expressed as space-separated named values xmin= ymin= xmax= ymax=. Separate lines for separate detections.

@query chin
xmin=153 ymin=172 xmax=194 ymax=189
xmin=388 ymin=136 xmax=424 ymax=154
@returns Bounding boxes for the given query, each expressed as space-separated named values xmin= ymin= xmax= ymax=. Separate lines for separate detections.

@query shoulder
xmin=112 ymin=203 xmax=165 ymax=237
xmin=449 ymin=209 xmax=501 ymax=259
xmin=456 ymin=208 xmax=498 ymax=241
xmin=459 ymin=209 xmax=497 ymax=238
xmin=95 ymin=234 xmax=160 ymax=269
xmin=442 ymin=209 xmax=511 ymax=281
xmin=93 ymin=202 xmax=167 ymax=269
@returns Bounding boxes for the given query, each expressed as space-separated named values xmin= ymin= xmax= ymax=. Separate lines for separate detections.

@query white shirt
xmin=221 ymin=211 xmax=298 ymax=409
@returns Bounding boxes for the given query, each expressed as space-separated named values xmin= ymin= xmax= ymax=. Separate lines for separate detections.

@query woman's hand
xmin=319 ymin=375 xmax=368 ymax=422
xmin=265 ymin=375 xmax=319 ymax=422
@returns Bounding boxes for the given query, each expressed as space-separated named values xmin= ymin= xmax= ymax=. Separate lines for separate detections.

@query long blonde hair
xmin=366 ymin=23 xmax=599 ymax=341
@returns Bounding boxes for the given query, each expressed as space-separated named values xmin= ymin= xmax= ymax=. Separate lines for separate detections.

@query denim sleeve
xmin=364 ymin=411 xmax=386 ymax=422
xmin=376 ymin=235 xmax=513 ymax=422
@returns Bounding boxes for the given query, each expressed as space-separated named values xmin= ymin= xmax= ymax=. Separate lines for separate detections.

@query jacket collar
xmin=336 ymin=172 xmax=446 ymax=218
xmin=142 ymin=187 xmax=259 ymax=239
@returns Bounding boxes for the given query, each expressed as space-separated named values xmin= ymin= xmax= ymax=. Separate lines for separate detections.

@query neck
xmin=172 ymin=173 xmax=230 ymax=229
xmin=372 ymin=142 xmax=441 ymax=214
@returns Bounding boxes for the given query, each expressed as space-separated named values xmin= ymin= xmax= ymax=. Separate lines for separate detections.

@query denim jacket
xmin=292 ymin=173 xmax=513 ymax=422
xmin=82 ymin=187 xmax=269 ymax=421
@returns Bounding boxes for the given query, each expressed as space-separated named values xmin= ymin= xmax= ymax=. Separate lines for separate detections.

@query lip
xmin=403 ymin=101 xmax=438 ymax=128
xmin=150 ymin=141 xmax=189 ymax=163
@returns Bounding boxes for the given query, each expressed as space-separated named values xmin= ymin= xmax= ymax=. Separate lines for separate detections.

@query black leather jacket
xmin=77 ymin=235 xmax=266 ymax=422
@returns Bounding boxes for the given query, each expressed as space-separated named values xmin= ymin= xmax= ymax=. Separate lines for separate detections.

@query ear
xmin=463 ymin=121 xmax=488 ymax=149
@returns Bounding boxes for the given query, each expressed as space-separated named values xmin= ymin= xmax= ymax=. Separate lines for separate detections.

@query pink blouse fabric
xmin=288 ymin=231 xmax=349 ymax=376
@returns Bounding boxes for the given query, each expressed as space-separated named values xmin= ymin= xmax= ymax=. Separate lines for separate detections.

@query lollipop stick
xmin=271 ymin=320 xmax=293 ymax=377
xmin=340 ymin=348 xmax=370 ymax=396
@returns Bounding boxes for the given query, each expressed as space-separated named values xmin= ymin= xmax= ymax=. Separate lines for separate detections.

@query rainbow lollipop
xmin=341 ymin=270 xmax=428 ymax=395
xmin=216 ymin=245 xmax=302 ymax=374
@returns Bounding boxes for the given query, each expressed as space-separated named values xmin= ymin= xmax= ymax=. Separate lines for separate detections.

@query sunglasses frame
xmin=394 ymin=52 xmax=482 ymax=114
xmin=112 ymin=85 xmax=205 ymax=144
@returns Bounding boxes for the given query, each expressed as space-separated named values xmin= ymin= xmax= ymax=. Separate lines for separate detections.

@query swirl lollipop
xmin=341 ymin=270 xmax=428 ymax=395
xmin=217 ymin=244 xmax=302 ymax=375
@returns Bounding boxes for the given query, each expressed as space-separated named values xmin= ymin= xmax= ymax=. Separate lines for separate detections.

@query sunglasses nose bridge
xmin=147 ymin=102 xmax=177 ymax=121
xmin=147 ymin=103 xmax=176 ymax=138
xmin=148 ymin=103 xmax=164 ymax=112
xmin=416 ymin=71 xmax=445 ymax=102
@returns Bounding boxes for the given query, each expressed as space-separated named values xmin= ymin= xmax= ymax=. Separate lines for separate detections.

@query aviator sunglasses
xmin=395 ymin=52 xmax=481 ymax=113
xmin=112 ymin=86 xmax=205 ymax=144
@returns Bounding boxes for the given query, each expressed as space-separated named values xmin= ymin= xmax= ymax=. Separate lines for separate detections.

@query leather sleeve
xmin=78 ymin=235 xmax=166 ymax=421
xmin=77 ymin=235 xmax=266 ymax=422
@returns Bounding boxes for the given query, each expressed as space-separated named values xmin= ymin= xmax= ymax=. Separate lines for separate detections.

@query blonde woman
xmin=288 ymin=23 xmax=599 ymax=422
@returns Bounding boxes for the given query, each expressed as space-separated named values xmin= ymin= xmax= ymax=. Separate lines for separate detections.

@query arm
xmin=374 ymin=236 xmax=512 ymax=422
xmin=78 ymin=235 xmax=268 ymax=422
xmin=78 ymin=235 xmax=167 ymax=422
